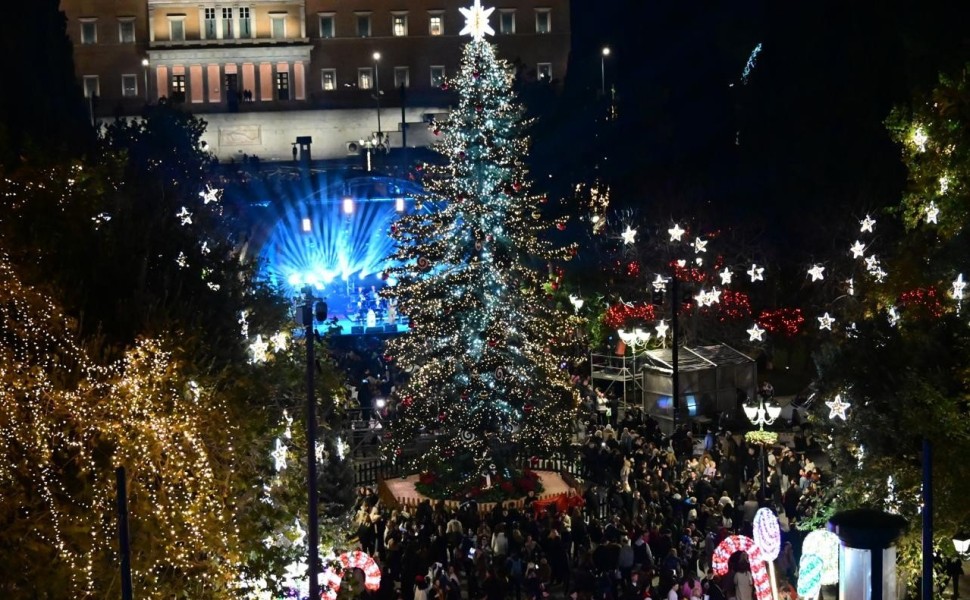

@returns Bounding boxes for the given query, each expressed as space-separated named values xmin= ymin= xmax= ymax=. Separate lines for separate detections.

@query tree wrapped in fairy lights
xmin=382 ymin=6 xmax=578 ymax=497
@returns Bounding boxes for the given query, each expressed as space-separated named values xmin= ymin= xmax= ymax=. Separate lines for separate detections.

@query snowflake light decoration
xmin=458 ymin=0 xmax=495 ymax=40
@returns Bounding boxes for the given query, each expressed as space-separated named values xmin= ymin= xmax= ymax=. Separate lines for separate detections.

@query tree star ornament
xmin=459 ymin=0 xmax=495 ymax=40
xmin=817 ymin=312 xmax=835 ymax=331
xmin=652 ymin=274 xmax=667 ymax=293
xmin=807 ymin=264 xmax=825 ymax=282
xmin=825 ymin=394 xmax=851 ymax=420
xmin=747 ymin=323 xmax=765 ymax=342
xmin=747 ymin=263 xmax=765 ymax=282
xmin=693 ymin=237 xmax=708 ymax=253
xmin=860 ymin=214 xmax=876 ymax=233
xmin=655 ymin=320 xmax=669 ymax=339
xmin=668 ymin=223 xmax=685 ymax=242
xmin=925 ymin=202 xmax=939 ymax=224
xmin=719 ymin=268 xmax=733 ymax=285
xmin=620 ymin=225 xmax=637 ymax=245
xmin=953 ymin=273 xmax=966 ymax=301
xmin=849 ymin=240 xmax=866 ymax=259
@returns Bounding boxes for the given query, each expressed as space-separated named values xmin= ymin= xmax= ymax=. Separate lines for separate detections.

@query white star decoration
xmin=825 ymin=394 xmax=851 ymax=420
xmin=249 ymin=334 xmax=270 ymax=363
xmin=747 ymin=323 xmax=765 ymax=342
xmin=747 ymin=264 xmax=765 ymax=282
xmin=953 ymin=273 xmax=966 ymax=301
xmin=807 ymin=264 xmax=825 ymax=282
xmin=668 ymin=223 xmax=686 ymax=242
xmin=652 ymin=274 xmax=667 ymax=293
xmin=860 ymin=214 xmax=876 ymax=233
xmin=887 ymin=306 xmax=899 ymax=327
xmin=459 ymin=0 xmax=495 ymax=40
xmin=849 ymin=241 xmax=866 ymax=259
xmin=199 ymin=185 xmax=220 ymax=204
xmin=719 ymin=268 xmax=733 ymax=285
xmin=846 ymin=278 xmax=855 ymax=296
xmin=655 ymin=320 xmax=669 ymax=339
xmin=271 ymin=437 xmax=288 ymax=471
xmin=925 ymin=202 xmax=939 ymax=224
xmin=818 ymin=312 xmax=835 ymax=330
xmin=270 ymin=331 xmax=289 ymax=352
xmin=176 ymin=206 xmax=193 ymax=226
xmin=693 ymin=237 xmax=708 ymax=253
xmin=621 ymin=225 xmax=637 ymax=245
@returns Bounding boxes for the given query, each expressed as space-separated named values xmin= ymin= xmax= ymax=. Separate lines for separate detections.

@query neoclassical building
xmin=61 ymin=0 xmax=570 ymax=159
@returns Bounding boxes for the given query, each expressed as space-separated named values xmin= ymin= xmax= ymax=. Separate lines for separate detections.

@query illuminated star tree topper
xmin=459 ymin=0 xmax=495 ymax=40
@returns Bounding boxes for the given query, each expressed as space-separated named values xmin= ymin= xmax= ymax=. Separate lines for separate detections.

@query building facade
xmin=61 ymin=0 xmax=570 ymax=159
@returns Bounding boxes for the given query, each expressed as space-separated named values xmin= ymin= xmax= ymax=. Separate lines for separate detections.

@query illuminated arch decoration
xmin=796 ymin=553 xmax=824 ymax=600
xmin=802 ymin=529 xmax=840 ymax=585
xmin=320 ymin=550 xmax=383 ymax=600
xmin=711 ymin=535 xmax=772 ymax=600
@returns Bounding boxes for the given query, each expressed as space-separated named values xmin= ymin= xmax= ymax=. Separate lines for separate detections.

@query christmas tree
xmin=382 ymin=1 xmax=578 ymax=498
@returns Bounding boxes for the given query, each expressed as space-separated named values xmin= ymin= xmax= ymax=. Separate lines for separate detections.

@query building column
xmin=148 ymin=7 xmax=155 ymax=42
xmin=299 ymin=5 xmax=307 ymax=38
xmin=294 ymin=61 xmax=306 ymax=100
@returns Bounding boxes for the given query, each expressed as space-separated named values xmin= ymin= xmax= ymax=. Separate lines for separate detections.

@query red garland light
xmin=757 ymin=307 xmax=805 ymax=337
xmin=899 ymin=286 xmax=945 ymax=318
xmin=603 ymin=302 xmax=658 ymax=329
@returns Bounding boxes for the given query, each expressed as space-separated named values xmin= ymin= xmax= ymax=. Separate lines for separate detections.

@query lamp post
xmin=141 ymin=58 xmax=150 ymax=102
xmin=303 ymin=286 xmax=327 ymax=600
xmin=373 ymin=52 xmax=382 ymax=138
xmin=600 ymin=46 xmax=610 ymax=96
xmin=743 ymin=387 xmax=781 ymax=504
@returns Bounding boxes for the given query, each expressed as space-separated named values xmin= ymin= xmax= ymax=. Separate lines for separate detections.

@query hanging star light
xmin=458 ymin=0 xmax=495 ymax=40
xmin=825 ymin=394 xmax=851 ymax=420
xmin=568 ymin=294 xmax=585 ymax=313
xmin=668 ymin=223 xmax=686 ymax=242
xmin=860 ymin=214 xmax=876 ymax=233
xmin=849 ymin=241 xmax=866 ymax=259
xmin=818 ymin=312 xmax=835 ymax=330
xmin=621 ymin=225 xmax=637 ymax=245
xmin=708 ymin=287 xmax=721 ymax=304
xmin=249 ymin=334 xmax=270 ymax=363
xmin=176 ymin=206 xmax=193 ymax=226
xmin=693 ymin=237 xmax=708 ymax=253
xmin=270 ymin=331 xmax=289 ymax=352
xmin=953 ymin=273 xmax=966 ymax=301
xmin=719 ymin=268 xmax=733 ymax=285
xmin=807 ymin=264 xmax=825 ymax=282
xmin=846 ymin=278 xmax=855 ymax=296
xmin=747 ymin=264 xmax=765 ymax=282
xmin=652 ymin=274 xmax=667 ymax=293
xmin=925 ymin=202 xmax=939 ymax=224
xmin=655 ymin=320 xmax=669 ymax=339
xmin=199 ymin=185 xmax=220 ymax=204
xmin=864 ymin=255 xmax=880 ymax=273
xmin=271 ymin=437 xmax=288 ymax=471
xmin=747 ymin=323 xmax=765 ymax=342
xmin=695 ymin=289 xmax=710 ymax=307
xmin=887 ymin=306 xmax=899 ymax=327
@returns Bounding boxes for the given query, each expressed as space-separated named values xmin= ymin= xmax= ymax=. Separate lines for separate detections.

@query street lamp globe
xmin=373 ymin=51 xmax=381 ymax=61
xmin=602 ymin=46 xmax=611 ymax=57
xmin=141 ymin=58 xmax=149 ymax=67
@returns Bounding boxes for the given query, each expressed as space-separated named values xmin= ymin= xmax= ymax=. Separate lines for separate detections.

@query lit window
xmin=80 ymin=20 xmax=97 ymax=44
xmin=121 ymin=74 xmax=138 ymax=97
xmin=429 ymin=14 xmax=443 ymax=36
xmin=222 ymin=7 xmax=234 ymax=38
xmin=430 ymin=65 xmax=445 ymax=88
xmin=358 ymin=68 xmax=374 ymax=90
xmin=118 ymin=19 xmax=135 ymax=43
xmin=239 ymin=7 xmax=252 ymax=37
xmin=535 ymin=9 xmax=551 ymax=34
xmin=537 ymin=63 xmax=552 ymax=81
xmin=169 ymin=17 xmax=185 ymax=42
xmin=171 ymin=74 xmax=186 ymax=101
xmin=356 ymin=14 xmax=371 ymax=37
xmin=271 ymin=16 xmax=286 ymax=39
xmin=394 ymin=66 xmax=410 ymax=88
xmin=319 ymin=14 xmax=335 ymax=38
xmin=499 ymin=11 xmax=515 ymax=34
xmin=82 ymin=75 xmax=100 ymax=98
xmin=392 ymin=14 xmax=408 ymax=36
xmin=204 ymin=8 xmax=217 ymax=38
xmin=321 ymin=69 xmax=336 ymax=91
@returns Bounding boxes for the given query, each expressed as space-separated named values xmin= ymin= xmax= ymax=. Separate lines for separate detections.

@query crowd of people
xmin=339 ymin=380 xmax=828 ymax=600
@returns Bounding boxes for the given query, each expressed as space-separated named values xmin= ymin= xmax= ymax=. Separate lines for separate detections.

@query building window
xmin=394 ymin=66 xmax=410 ymax=88
xmin=430 ymin=65 xmax=445 ymax=88
xmin=118 ymin=19 xmax=135 ymax=43
xmin=321 ymin=68 xmax=336 ymax=91
xmin=203 ymin=7 xmax=217 ymax=38
xmin=82 ymin=75 xmax=100 ymax=98
xmin=535 ymin=9 xmax=551 ymax=34
xmin=271 ymin=16 xmax=286 ymax=39
xmin=429 ymin=13 xmax=444 ymax=36
xmin=122 ymin=74 xmax=138 ymax=97
xmin=537 ymin=63 xmax=552 ymax=81
xmin=222 ymin=7 xmax=234 ymax=38
xmin=80 ymin=20 xmax=97 ymax=44
xmin=239 ymin=7 xmax=251 ymax=37
xmin=356 ymin=14 xmax=371 ymax=37
xmin=319 ymin=14 xmax=334 ymax=38
xmin=172 ymin=74 xmax=186 ymax=101
xmin=169 ymin=17 xmax=185 ymax=42
xmin=277 ymin=71 xmax=290 ymax=100
xmin=392 ymin=14 xmax=408 ymax=36
xmin=358 ymin=67 xmax=373 ymax=90
xmin=499 ymin=10 xmax=515 ymax=34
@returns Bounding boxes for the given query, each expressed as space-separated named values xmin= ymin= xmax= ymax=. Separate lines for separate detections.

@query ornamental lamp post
xmin=743 ymin=388 xmax=781 ymax=504
xmin=953 ymin=533 xmax=970 ymax=598
xmin=600 ymin=46 xmax=610 ymax=96
xmin=141 ymin=58 xmax=150 ymax=101
xmin=373 ymin=52 xmax=382 ymax=138
xmin=617 ymin=328 xmax=651 ymax=421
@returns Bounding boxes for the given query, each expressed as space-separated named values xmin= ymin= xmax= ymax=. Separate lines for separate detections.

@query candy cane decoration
xmin=712 ymin=535 xmax=773 ymax=600
xmin=802 ymin=529 xmax=840 ymax=586
xmin=753 ymin=508 xmax=781 ymax=600
xmin=319 ymin=550 xmax=383 ymax=600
